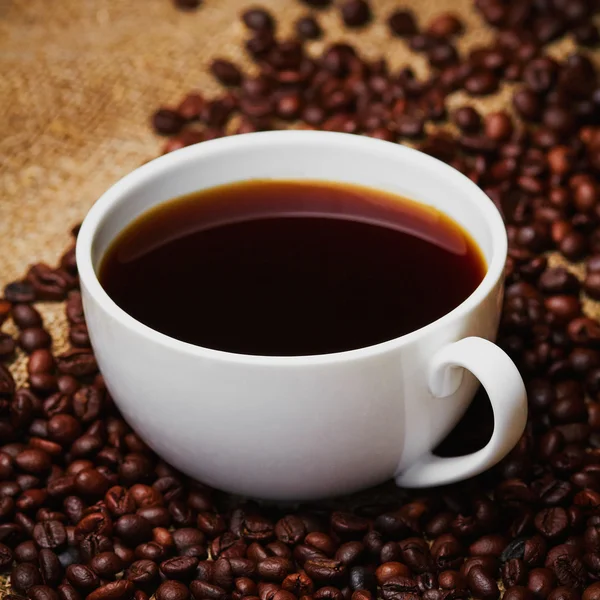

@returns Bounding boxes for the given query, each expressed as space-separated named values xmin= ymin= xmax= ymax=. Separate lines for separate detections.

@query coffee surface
xmin=99 ymin=180 xmax=485 ymax=355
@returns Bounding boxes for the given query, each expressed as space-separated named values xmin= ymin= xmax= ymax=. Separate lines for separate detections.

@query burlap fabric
xmin=0 ymin=0 xmax=594 ymax=596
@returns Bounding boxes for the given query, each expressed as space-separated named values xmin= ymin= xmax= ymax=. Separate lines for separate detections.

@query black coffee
xmin=99 ymin=180 xmax=485 ymax=356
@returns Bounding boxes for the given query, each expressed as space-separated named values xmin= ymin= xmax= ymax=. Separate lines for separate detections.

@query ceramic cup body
xmin=76 ymin=131 xmax=527 ymax=501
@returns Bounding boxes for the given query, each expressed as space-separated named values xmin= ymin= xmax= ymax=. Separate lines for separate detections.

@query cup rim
xmin=76 ymin=130 xmax=507 ymax=366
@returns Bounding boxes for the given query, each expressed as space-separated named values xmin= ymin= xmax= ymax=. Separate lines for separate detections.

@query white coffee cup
xmin=76 ymin=130 xmax=527 ymax=501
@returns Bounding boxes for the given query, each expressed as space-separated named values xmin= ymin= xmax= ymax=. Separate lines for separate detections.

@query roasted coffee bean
xmin=257 ymin=557 xmax=294 ymax=582
xmin=86 ymin=580 xmax=134 ymax=600
xmin=584 ymin=583 xmax=600 ymax=600
xmin=242 ymin=8 xmax=274 ymax=32
xmin=19 ymin=328 xmax=51 ymax=353
xmin=282 ymin=571 xmax=314 ymax=595
xmin=527 ymin=568 xmax=555 ymax=598
xmin=38 ymin=549 xmax=63 ymax=585
xmin=296 ymin=16 xmax=322 ymax=40
xmin=11 ymin=563 xmax=44 ymax=594
xmin=470 ymin=535 xmax=507 ymax=557
xmin=4 ymin=281 xmax=35 ymax=303
xmin=275 ymin=516 xmax=305 ymax=545
xmin=156 ymin=581 xmax=190 ymax=600
xmin=66 ymin=564 xmax=100 ymax=590
xmin=33 ymin=520 xmax=67 ymax=550
xmin=388 ymin=10 xmax=418 ymax=37
xmin=304 ymin=559 xmax=347 ymax=582
xmin=464 ymin=70 xmax=498 ymax=95
xmin=0 ymin=333 xmax=16 ymax=359
xmin=452 ymin=107 xmax=481 ymax=133
xmin=467 ymin=566 xmax=499 ymax=600
xmin=503 ymin=559 xmax=528 ymax=588
xmin=381 ymin=575 xmax=419 ymax=600
xmin=89 ymin=552 xmax=124 ymax=578
xmin=376 ymin=562 xmax=411 ymax=585
xmin=336 ymin=542 xmax=365 ymax=566
xmin=535 ymin=508 xmax=569 ymax=540
xmin=190 ymin=580 xmax=227 ymax=600
xmin=28 ymin=584 xmax=60 ymax=600
xmin=211 ymin=60 xmax=242 ymax=87
xmin=0 ymin=541 xmax=14 ymax=572
xmin=126 ymin=559 xmax=159 ymax=586
xmin=161 ymin=556 xmax=199 ymax=580
xmin=504 ymin=587 xmax=534 ymax=600
xmin=340 ymin=0 xmax=371 ymax=27
xmin=306 ymin=532 xmax=336 ymax=556
xmin=152 ymin=109 xmax=185 ymax=136
xmin=55 ymin=349 xmax=97 ymax=376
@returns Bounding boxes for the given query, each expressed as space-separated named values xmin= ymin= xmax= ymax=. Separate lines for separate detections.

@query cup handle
xmin=395 ymin=337 xmax=528 ymax=488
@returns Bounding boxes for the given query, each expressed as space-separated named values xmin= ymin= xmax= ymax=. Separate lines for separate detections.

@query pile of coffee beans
xmin=3 ymin=1 xmax=600 ymax=600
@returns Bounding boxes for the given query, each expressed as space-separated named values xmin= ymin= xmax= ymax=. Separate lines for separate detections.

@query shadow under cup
xmin=77 ymin=132 xmax=509 ymax=500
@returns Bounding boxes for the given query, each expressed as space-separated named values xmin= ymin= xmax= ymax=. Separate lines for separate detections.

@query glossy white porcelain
xmin=76 ymin=131 xmax=527 ymax=500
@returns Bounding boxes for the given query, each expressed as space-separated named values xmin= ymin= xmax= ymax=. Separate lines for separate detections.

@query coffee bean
xmin=19 ymin=328 xmax=51 ymax=353
xmin=527 ymin=568 xmax=555 ymax=598
xmin=0 ymin=333 xmax=16 ymax=359
xmin=86 ymin=580 xmax=134 ymax=600
xmin=114 ymin=514 xmax=153 ymax=546
xmin=485 ymin=112 xmax=513 ymax=141
xmin=11 ymin=563 xmax=43 ymax=594
xmin=66 ymin=564 xmax=101 ymax=590
xmin=336 ymin=542 xmax=365 ymax=566
xmin=502 ymin=559 xmax=528 ymax=587
xmin=381 ymin=575 xmax=419 ymax=600
xmin=275 ymin=516 xmax=305 ymax=545
xmin=388 ymin=10 xmax=418 ymax=37
xmin=28 ymin=585 xmax=60 ymax=600
xmin=306 ymin=532 xmax=336 ymax=557
xmin=469 ymin=535 xmax=507 ymax=557
xmin=296 ymin=16 xmax=322 ymax=40
xmin=152 ymin=109 xmax=185 ymax=136
xmin=282 ymin=571 xmax=314 ymax=596
xmin=56 ymin=349 xmax=97 ymax=376
xmin=242 ymin=8 xmax=274 ymax=32
xmin=38 ymin=549 xmax=63 ymax=585
xmin=467 ymin=565 xmax=499 ymax=600
xmin=452 ymin=106 xmax=481 ymax=133
xmin=584 ymin=583 xmax=600 ymax=600
xmin=0 ymin=542 xmax=14 ymax=572
xmin=504 ymin=587 xmax=534 ymax=600
xmin=33 ymin=520 xmax=67 ymax=550
xmin=304 ymin=558 xmax=347 ymax=582
xmin=126 ymin=559 xmax=159 ymax=586
xmin=16 ymin=448 xmax=52 ymax=474
xmin=550 ymin=587 xmax=581 ymax=600
xmin=464 ymin=70 xmax=498 ymax=95
xmin=534 ymin=508 xmax=569 ymax=540
xmin=190 ymin=580 xmax=226 ymax=600
xmin=340 ymin=0 xmax=371 ymax=27
xmin=427 ymin=13 xmax=463 ymax=38
xmin=89 ymin=552 xmax=124 ymax=578
xmin=375 ymin=562 xmax=411 ymax=585
xmin=160 ymin=557 xmax=198 ymax=580
xmin=210 ymin=60 xmax=242 ymax=87
xmin=4 ymin=281 xmax=35 ymax=304
xmin=257 ymin=558 xmax=294 ymax=582
xmin=156 ymin=581 xmax=190 ymax=600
